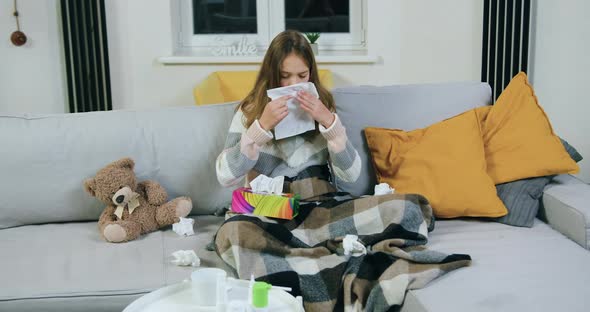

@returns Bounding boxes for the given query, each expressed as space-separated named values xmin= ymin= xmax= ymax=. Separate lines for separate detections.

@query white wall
xmin=530 ymin=0 xmax=590 ymax=182
xmin=0 ymin=0 xmax=481 ymax=113
xmin=399 ymin=0 xmax=483 ymax=83
xmin=104 ymin=0 xmax=482 ymax=110
xmin=0 ymin=0 xmax=66 ymax=114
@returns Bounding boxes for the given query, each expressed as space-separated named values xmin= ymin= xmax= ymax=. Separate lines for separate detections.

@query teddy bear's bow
xmin=114 ymin=192 xmax=140 ymax=220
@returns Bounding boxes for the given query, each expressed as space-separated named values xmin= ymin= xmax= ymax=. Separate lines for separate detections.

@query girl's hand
xmin=259 ymin=95 xmax=291 ymax=130
xmin=297 ymin=90 xmax=335 ymax=128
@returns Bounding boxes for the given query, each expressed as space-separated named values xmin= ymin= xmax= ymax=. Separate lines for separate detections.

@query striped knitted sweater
xmin=216 ymin=109 xmax=361 ymax=187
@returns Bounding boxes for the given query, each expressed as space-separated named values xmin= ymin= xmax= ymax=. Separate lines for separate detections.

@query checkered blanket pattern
xmin=215 ymin=190 xmax=471 ymax=311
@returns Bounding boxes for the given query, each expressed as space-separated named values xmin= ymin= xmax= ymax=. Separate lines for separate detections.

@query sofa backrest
xmin=0 ymin=103 xmax=238 ymax=229
xmin=333 ymin=82 xmax=492 ymax=196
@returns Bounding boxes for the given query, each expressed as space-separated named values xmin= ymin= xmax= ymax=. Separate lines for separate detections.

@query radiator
xmin=481 ymin=0 xmax=531 ymax=102
xmin=61 ymin=0 xmax=112 ymax=113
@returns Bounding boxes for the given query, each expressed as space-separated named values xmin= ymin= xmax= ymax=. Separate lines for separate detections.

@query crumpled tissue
xmin=267 ymin=82 xmax=319 ymax=140
xmin=342 ymin=234 xmax=367 ymax=257
xmin=171 ymin=250 xmax=201 ymax=267
xmin=172 ymin=217 xmax=195 ymax=236
xmin=374 ymin=182 xmax=395 ymax=195
xmin=250 ymin=174 xmax=284 ymax=195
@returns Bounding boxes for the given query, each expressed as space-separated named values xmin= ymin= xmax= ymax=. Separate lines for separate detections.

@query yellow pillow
xmin=475 ymin=105 xmax=492 ymax=124
xmin=365 ymin=109 xmax=507 ymax=218
xmin=217 ymin=71 xmax=258 ymax=104
xmin=483 ymin=72 xmax=579 ymax=184
xmin=193 ymin=70 xmax=334 ymax=105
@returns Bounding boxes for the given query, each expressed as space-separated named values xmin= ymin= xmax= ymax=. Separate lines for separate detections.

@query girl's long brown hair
xmin=238 ymin=30 xmax=335 ymax=128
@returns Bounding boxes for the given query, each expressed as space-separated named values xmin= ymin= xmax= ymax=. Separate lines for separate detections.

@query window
xmin=174 ymin=0 xmax=366 ymax=54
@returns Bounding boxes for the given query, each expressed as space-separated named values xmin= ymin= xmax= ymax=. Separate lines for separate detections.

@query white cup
xmin=190 ymin=268 xmax=227 ymax=307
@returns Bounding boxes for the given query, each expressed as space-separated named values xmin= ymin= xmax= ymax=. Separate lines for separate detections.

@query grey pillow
xmin=493 ymin=138 xmax=583 ymax=227
xmin=561 ymin=138 xmax=583 ymax=162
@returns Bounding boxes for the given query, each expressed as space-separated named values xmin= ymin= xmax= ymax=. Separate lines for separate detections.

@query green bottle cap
xmin=252 ymin=281 xmax=272 ymax=308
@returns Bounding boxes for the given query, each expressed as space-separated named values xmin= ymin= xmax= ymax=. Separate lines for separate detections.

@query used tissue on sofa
xmin=374 ymin=182 xmax=395 ymax=195
xmin=172 ymin=217 xmax=195 ymax=236
xmin=171 ymin=250 xmax=201 ymax=267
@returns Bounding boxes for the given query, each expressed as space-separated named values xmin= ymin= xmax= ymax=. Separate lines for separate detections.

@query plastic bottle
xmin=251 ymin=281 xmax=272 ymax=311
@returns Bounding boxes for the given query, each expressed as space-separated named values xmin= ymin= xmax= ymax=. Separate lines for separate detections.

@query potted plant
xmin=305 ymin=32 xmax=320 ymax=55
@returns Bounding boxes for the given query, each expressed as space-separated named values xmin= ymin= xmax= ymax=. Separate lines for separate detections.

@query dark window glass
xmin=285 ymin=0 xmax=349 ymax=33
xmin=192 ymin=0 xmax=257 ymax=34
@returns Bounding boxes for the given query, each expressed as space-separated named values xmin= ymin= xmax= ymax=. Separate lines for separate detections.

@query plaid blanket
xmin=215 ymin=190 xmax=471 ymax=311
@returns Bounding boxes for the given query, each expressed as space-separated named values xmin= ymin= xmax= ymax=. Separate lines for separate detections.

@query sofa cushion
xmin=483 ymin=72 xmax=579 ymax=184
xmin=0 ymin=216 xmax=228 ymax=311
xmin=333 ymin=82 xmax=492 ymax=196
xmin=542 ymin=181 xmax=590 ymax=250
xmin=365 ymin=109 xmax=507 ymax=218
xmin=406 ymin=219 xmax=590 ymax=312
xmin=493 ymin=138 xmax=584 ymax=227
xmin=0 ymin=104 xmax=238 ymax=229
xmin=494 ymin=177 xmax=553 ymax=227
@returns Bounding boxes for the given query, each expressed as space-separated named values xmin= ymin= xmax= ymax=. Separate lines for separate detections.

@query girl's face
xmin=279 ymin=53 xmax=310 ymax=87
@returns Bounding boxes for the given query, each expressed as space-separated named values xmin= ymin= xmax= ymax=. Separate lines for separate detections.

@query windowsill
xmin=158 ymin=51 xmax=379 ymax=65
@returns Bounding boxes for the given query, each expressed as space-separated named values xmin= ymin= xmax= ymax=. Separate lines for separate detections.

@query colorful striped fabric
xmin=231 ymin=187 xmax=300 ymax=220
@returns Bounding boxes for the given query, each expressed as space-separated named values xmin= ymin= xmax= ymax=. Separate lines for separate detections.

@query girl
xmin=215 ymin=30 xmax=360 ymax=190
xmin=213 ymin=31 xmax=467 ymax=312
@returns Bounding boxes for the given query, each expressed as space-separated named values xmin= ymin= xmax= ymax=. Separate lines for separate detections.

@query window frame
xmin=269 ymin=0 xmax=365 ymax=51
xmin=173 ymin=0 xmax=366 ymax=54
xmin=176 ymin=0 xmax=271 ymax=51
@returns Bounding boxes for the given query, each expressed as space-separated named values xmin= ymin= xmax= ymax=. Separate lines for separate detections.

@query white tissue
xmin=172 ymin=217 xmax=195 ymax=236
xmin=250 ymin=174 xmax=284 ymax=194
xmin=171 ymin=250 xmax=201 ymax=267
xmin=374 ymin=182 xmax=395 ymax=195
xmin=266 ymin=82 xmax=319 ymax=140
xmin=343 ymin=234 xmax=367 ymax=257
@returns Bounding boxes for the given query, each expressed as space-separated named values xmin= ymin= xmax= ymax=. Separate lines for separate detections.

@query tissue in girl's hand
xmin=267 ymin=82 xmax=319 ymax=140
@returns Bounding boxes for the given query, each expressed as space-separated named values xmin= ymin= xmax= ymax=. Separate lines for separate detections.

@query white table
xmin=124 ymin=278 xmax=304 ymax=312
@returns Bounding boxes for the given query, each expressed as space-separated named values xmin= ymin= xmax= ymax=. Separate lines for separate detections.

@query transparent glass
xmin=284 ymin=0 xmax=350 ymax=33
xmin=192 ymin=0 xmax=258 ymax=34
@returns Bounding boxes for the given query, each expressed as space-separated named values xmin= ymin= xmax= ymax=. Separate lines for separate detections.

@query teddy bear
xmin=83 ymin=157 xmax=193 ymax=243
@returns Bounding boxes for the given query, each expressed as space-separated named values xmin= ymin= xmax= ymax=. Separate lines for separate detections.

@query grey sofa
xmin=1 ymin=82 xmax=589 ymax=312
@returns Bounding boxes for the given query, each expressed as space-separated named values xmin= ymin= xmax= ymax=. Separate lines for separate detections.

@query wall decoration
xmin=10 ymin=0 xmax=27 ymax=46
xmin=210 ymin=35 xmax=258 ymax=57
